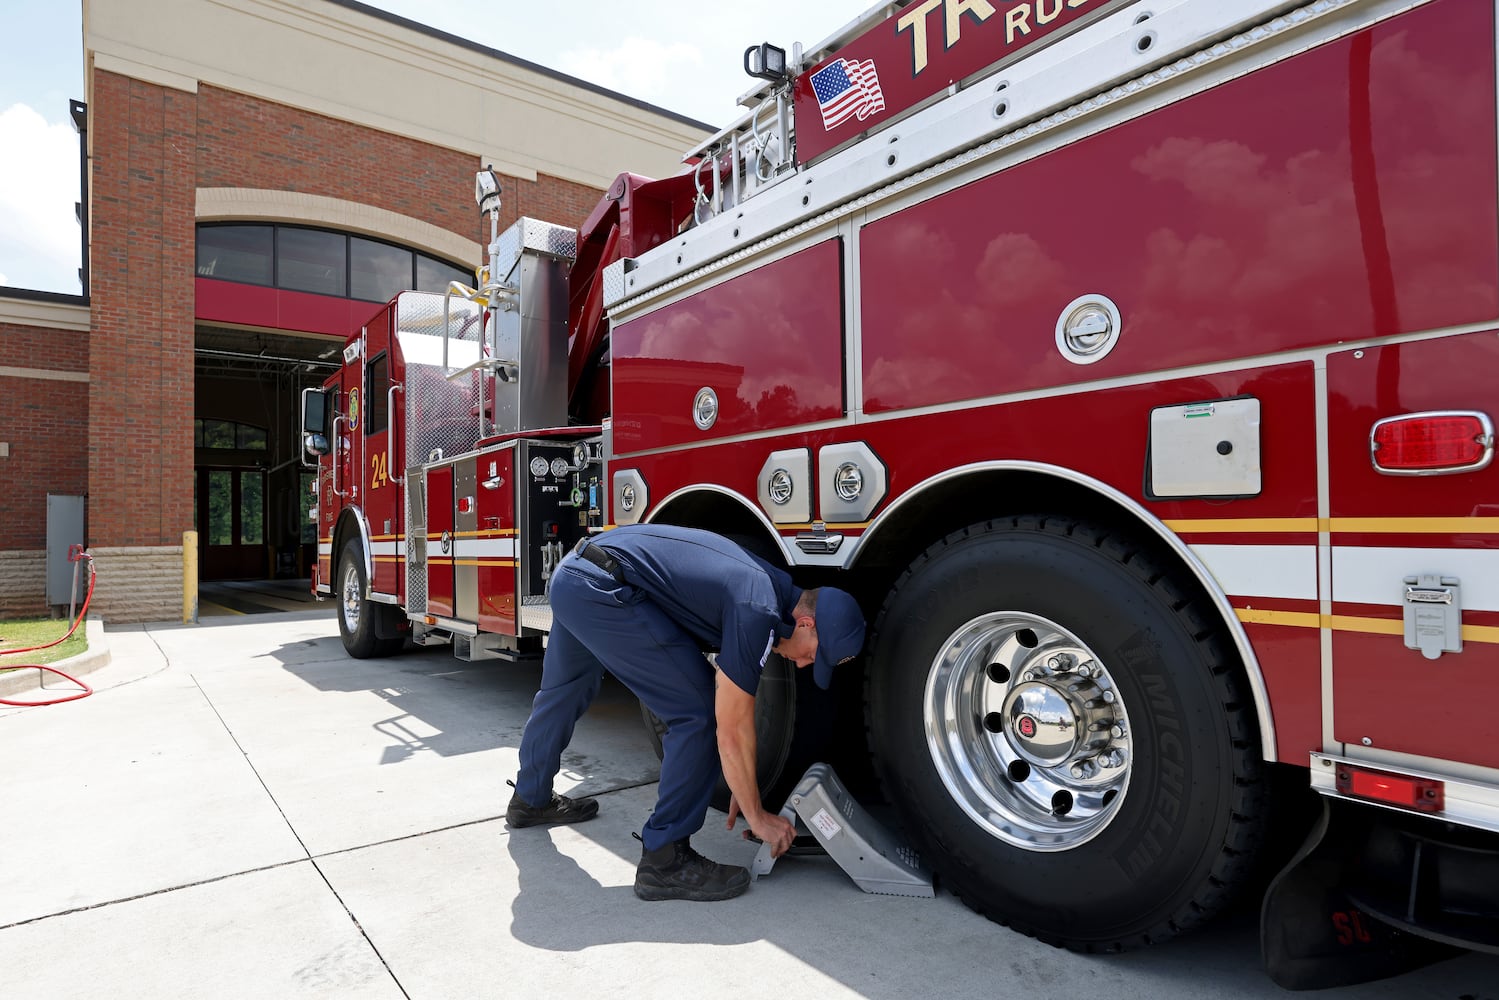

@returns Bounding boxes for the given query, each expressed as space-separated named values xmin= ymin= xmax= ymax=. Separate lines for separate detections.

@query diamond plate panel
xmin=494 ymin=218 xmax=578 ymax=280
xmin=602 ymin=258 xmax=630 ymax=307
xmin=393 ymin=290 xmax=491 ymax=612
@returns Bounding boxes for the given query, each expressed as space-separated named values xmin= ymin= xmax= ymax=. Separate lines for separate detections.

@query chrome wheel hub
xmin=924 ymin=612 xmax=1133 ymax=851
xmin=341 ymin=562 xmax=362 ymax=632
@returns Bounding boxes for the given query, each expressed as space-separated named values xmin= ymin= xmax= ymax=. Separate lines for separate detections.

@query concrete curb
xmin=0 ymin=619 xmax=111 ymax=699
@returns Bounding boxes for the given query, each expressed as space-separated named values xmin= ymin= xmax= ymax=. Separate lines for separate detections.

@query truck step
xmin=751 ymin=762 xmax=933 ymax=898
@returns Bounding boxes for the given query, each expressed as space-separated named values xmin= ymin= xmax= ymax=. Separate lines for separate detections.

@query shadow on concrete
xmin=264 ymin=634 xmax=661 ymax=800
xmin=199 ymin=578 xmax=331 ymax=617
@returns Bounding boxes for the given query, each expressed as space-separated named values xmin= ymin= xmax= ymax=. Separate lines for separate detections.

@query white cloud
xmin=0 ymin=103 xmax=82 ymax=293
xmin=555 ymin=37 xmax=705 ymax=109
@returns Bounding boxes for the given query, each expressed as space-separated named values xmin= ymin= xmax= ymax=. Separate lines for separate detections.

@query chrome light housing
xmin=819 ymin=442 xmax=887 ymax=523
xmin=758 ymin=449 xmax=810 ymax=524
xmin=613 ymin=470 xmax=648 ymax=525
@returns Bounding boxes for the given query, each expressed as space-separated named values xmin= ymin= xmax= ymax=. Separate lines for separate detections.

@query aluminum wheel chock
xmin=751 ymin=762 xmax=933 ymax=898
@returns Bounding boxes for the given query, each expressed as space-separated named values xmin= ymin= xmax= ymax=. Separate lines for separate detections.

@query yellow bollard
xmin=183 ymin=530 xmax=199 ymax=624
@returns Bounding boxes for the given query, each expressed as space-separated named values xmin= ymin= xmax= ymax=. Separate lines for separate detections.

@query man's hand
xmin=726 ymin=794 xmax=796 ymax=858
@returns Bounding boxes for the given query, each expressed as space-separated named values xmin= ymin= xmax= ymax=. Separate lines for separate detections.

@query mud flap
xmin=1261 ymin=798 xmax=1463 ymax=990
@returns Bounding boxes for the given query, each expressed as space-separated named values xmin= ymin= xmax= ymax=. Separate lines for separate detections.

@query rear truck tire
xmin=336 ymin=539 xmax=405 ymax=659
xmin=866 ymin=515 xmax=1268 ymax=951
xmin=641 ymin=652 xmax=798 ymax=813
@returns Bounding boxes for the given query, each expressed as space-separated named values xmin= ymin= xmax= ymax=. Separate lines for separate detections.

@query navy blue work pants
xmin=514 ymin=553 xmax=719 ymax=852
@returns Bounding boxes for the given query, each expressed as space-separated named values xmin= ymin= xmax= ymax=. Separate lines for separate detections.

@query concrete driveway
xmin=2 ymin=610 xmax=1495 ymax=1000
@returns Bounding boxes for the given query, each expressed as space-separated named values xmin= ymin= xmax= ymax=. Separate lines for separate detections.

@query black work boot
xmin=505 ymin=781 xmax=599 ymax=828
xmin=634 ymin=837 xmax=751 ymax=901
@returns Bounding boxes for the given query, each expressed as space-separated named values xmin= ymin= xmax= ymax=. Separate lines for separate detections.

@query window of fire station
xmin=196 ymin=225 xmax=274 ymax=284
xmin=195 ymin=223 xmax=470 ymax=304
xmin=196 ymin=419 xmax=269 ymax=452
xmin=277 ymin=228 xmax=347 ymax=297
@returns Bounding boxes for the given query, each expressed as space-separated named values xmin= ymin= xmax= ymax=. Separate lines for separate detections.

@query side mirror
xmin=303 ymin=432 xmax=330 ymax=456
xmin=300 ymin=387 xmax=331 ymax=465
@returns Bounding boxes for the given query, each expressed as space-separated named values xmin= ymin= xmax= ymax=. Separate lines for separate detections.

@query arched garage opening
xmin=193 ymin=218 xmax=471 ymax=581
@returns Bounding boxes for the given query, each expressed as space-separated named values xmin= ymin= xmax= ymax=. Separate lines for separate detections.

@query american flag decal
xmin=809 ymin=57 xmax=885 ymax=132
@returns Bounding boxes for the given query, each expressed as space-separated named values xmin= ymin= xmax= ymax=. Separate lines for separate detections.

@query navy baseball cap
xmin=813 ymin=588 xmax=866 ymax=689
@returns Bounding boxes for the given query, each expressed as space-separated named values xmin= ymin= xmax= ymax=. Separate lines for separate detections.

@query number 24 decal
xmin=370 ymin=452 xmax=390 ymax=490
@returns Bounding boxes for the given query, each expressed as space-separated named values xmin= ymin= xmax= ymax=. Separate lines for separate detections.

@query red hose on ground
xmin=0 ymin=551 xmax=97 ymax=707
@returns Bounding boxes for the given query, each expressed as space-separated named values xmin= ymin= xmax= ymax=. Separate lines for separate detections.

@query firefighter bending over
xmin=506 ymin=524 xmax=866 ymax=901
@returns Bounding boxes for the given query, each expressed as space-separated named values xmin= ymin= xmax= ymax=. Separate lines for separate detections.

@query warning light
xmin=1371 ymin=411 xmax=1493 ymax=476
xmin=1336 ymin=765 xmax=1444 ymax=814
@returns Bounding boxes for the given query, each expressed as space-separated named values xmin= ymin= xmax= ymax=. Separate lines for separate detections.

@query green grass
xmin=0 ymin=618 xmax=89 ymax=671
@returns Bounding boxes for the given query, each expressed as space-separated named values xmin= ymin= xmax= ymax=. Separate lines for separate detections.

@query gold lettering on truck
xmin=947 ymin=0 xmax=998 ymax=54
xmin=1006 ymin=4 xmax=1033 ymax=44
xmin=896 ymin=0 xmax=944 ymax=76
xmin=899 ymin=0 xmax=1093 ymax=78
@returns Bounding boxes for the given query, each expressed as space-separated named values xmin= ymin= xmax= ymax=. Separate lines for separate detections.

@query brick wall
xmin=83 ymin=70 xmax=608 ymax=621
xmin=88 ymin=72 xmax=197 ymax=551
xmin=195 ymin=85 xmax=488 ymax=246
xmin=194 ymin=84 xmax=608 ymax=247
xmin=0 ymin=322 xmax=90 ymax=554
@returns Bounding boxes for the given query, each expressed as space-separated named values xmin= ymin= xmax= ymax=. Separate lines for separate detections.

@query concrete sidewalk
xmin=1 ymin=612 xmax=1494 ymax=1000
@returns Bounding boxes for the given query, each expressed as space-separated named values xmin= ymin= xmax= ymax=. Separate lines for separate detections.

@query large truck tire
xmin=866 ymin=515 xmax=1268 ymax=951
xmin=640 ymin=652 xmax=797 ymax=813
xmin=336 ymin=539 xmax=404 ymax=659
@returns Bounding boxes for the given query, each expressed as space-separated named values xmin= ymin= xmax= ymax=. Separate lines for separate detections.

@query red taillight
xmin=1371 ymin=411 xmax=1493 ymax=475
xmin=1336 ymin=765 xmax=1444 ymax=813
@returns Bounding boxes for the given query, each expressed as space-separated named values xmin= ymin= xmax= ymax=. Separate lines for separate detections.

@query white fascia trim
xmin=0 ymin=298 xmax=91 ymax=332
xmin=196 ymin=188 xmax=481 ymax=267
xmin=86 ymin=0 xmax=707 ymax=191
xmin=0 ymin=366 xmax=89 ymax=383
xmin=92 ymin=50 xmax=199 ymax=94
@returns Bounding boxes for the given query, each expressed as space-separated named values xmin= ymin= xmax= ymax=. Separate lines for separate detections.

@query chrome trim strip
xmin=1316 ymin=357 xmax=1337 ymax=754
xmin=647 ymin=484 xmax=800 ymax=566
xmin=339 ymin=506 xmax=374 ymax=597
xmin=611 ymin=319 xmax=1497 ymax=461
xmin=1311 ymin=752 xmax=1499 ymax=834
xmin=853 ymin=460 xmax=1277 ymax=758
xmin=411 ymin=614 xmax=479 ymax=638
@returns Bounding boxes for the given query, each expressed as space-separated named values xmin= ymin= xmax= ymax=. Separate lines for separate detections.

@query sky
xmin=0 ymin=0 xmax=877 ymax=295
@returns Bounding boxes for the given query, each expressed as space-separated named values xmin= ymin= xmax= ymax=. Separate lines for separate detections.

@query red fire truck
xmin=301 ymin=0 xmax=1499 ymax=986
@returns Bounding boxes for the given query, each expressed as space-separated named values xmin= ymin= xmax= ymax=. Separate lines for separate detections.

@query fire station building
xmin=0 ymin=0 xmax=709 ymax=622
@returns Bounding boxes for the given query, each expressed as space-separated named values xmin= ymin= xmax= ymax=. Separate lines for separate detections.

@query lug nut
xmin=1047 ymin=653 xmax=1074 ymax=672
xmin=1101 ymin=690 xmax=1116 ymax=704
xmin=1101 ymin=750 xmax=1127 ymax=769
xmin=1111 ymin=723 xmax=1127 ymax=740
xmin=1070 ymin=761 xmax=1097 ymax=779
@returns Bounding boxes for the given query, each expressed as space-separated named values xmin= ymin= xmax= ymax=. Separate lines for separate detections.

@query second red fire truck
xmin=302 ymin=0 xmax=1499 ymax=986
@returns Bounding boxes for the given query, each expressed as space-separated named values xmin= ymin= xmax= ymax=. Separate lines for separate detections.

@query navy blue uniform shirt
xmin=592 ymin=525 xmax=799 ymax=696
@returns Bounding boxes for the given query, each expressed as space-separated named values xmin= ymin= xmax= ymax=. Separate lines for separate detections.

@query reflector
xmin=1336 ymin=765 xmax=1444 ymax=813
xmin=1370 ymin=411 xmax=1492 ymax=475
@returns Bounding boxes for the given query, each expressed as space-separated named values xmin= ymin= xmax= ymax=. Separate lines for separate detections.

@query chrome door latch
xmin=1403 ymin=574 xmax=1461 ymax=660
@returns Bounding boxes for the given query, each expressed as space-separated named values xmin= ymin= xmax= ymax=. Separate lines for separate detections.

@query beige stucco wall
xmin=82 ymin=0 xmax=709 ymax=190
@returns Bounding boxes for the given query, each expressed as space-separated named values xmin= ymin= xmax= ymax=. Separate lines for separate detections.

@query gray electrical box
xmin=46 ymin=494 xmax=87 ymax=607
